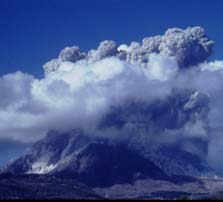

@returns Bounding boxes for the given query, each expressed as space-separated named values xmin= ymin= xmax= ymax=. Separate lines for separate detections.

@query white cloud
xmin=146 ymin=53 xmax=178 ymax=81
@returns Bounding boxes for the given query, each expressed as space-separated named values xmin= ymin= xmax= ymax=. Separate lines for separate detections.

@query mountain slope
xmin=99 ymin=90 xmax=211 ymax=176
xmin=3 ymin=130 xmax=168 ymax=187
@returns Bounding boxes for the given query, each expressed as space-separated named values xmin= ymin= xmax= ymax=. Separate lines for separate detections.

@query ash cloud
xmin=43 ymin=26 xmax=214 ymax=74
xmin=0 ymin=26 xmax=222 ymax=173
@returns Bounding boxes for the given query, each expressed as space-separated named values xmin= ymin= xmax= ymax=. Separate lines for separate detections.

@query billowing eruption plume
xmin=0 ymin=26 xmax=222 ymax=176
xmin=44 ymin=26 xmax=214 ymax=75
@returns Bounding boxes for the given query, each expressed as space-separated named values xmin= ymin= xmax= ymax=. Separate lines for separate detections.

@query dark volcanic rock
xmin=3 ymin=131 xmax=168 ymax=187
xmin=0 ymin=174 xmax=102 ymax=199
xmin=51 ymin=141 xmax=168 ymax=187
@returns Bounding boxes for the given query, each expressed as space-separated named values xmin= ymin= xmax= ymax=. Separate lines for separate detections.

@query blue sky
xmin=0 ymin=0 xmax=223 ymax=78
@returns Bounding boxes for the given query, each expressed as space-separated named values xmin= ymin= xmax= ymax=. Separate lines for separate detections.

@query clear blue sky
xmin=0 ymin=0 xmax=223 ymax=78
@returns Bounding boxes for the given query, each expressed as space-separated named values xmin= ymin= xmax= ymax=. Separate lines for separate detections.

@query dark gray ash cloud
xmin=43 ymin=26 xmax=214 ymax=74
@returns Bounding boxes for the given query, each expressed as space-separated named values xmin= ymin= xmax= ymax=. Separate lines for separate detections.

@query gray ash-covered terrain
xmin=94 ymin=177 xmax=223 ymax=199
